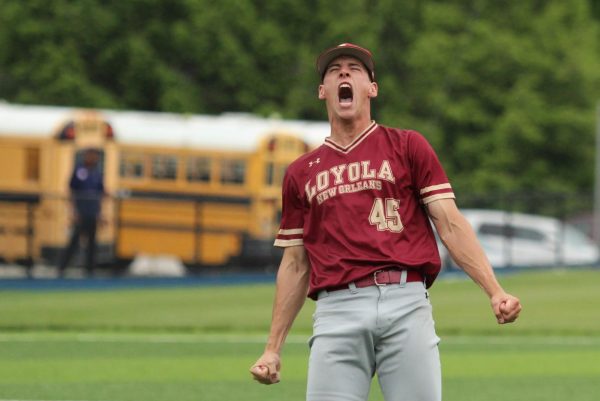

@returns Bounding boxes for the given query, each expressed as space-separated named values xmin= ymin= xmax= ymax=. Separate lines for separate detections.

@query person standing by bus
xmin=58 ymin=148 xmax=105 ymax=278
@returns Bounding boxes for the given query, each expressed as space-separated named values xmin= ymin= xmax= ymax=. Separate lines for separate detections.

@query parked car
xmin=566 ymin=212 xmax=598 ymax=243
xmin=437 ymin=209 xmax=600 ymax=270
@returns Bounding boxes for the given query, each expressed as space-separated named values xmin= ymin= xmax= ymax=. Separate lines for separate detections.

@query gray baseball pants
xmin=307 ymin=280 xmax=441 ymax=401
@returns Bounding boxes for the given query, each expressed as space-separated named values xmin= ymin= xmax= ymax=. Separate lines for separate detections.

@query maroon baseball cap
xmin=316 ymin=43 xmax=375 ymax=82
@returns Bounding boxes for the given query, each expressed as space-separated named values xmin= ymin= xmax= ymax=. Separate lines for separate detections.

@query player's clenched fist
xmin=491 ymin=292 xmax=522 ymax=324
xmin=250 ymin=351 xmax=281 ymax=385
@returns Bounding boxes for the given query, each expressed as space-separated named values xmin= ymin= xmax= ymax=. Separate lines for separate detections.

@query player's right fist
xmin=250 ymin=351 xmax=281 ymax=385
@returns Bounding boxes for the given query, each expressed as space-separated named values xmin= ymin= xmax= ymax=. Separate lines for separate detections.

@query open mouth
xmin=338 ymin=83 xmax=353 ymax=104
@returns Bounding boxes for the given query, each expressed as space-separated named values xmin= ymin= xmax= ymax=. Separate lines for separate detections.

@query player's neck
xmin=328 ymin=115 xmax=373 ymax=147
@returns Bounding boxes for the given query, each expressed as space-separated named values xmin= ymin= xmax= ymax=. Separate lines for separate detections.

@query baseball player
xmin=250 ymin=43 xmax=521 ymax=401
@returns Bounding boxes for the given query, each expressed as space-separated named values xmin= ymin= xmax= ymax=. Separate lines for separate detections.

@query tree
xmin=0 ymin=0 xmax=598 ymax=200
xmin=398 ymin=0 xmax=600 ymax=196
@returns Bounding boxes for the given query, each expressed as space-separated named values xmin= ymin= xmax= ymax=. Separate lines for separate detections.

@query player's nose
xmin=338 ymin=69 xmax=350 ymax=78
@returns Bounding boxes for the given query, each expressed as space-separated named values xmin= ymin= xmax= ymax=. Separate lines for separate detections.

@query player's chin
xmin=337 ymin=101 xmax=355 ymax=112
xmin=335 ymin=107 xmax=358 ymax=120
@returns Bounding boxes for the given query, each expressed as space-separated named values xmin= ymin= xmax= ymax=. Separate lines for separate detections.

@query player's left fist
xmin=491 ymin=293 xmax=522 ymax=324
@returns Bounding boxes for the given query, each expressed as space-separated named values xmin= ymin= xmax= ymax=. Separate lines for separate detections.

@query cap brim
xmin=317 ymin=47 xmax=374 ymax=81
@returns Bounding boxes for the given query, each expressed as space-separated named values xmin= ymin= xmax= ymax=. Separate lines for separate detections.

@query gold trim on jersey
xmin=278 ymin=228 xmax=304 ymax=235
xmin=420 ymin=183 xmax=452 ymax=195
xmin=274 ymin=238 xmax=304 ymax=247
xmin=422 ymin=193 xmax=456 ymax=204
xmin=324 ymin=121 xmax=378 ymax=154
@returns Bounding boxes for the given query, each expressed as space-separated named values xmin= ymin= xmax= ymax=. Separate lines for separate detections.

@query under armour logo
xmin=309 ymin=158 xmax=321 ymax=167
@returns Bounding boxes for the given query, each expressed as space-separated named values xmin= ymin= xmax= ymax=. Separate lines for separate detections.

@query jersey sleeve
xmin=407 ymin=131 xmax=455 ymax=205
xmin=273 ymin=169 xmax=305 ymax=247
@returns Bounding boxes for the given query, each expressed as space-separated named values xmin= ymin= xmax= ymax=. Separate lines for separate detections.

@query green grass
xmin=0 ymin=268 xmax=599 ymax=400
xmin=1 ymin=269 xmax=599 ymax=335
xmin=0 ymin=333 xmax=598 ymax=401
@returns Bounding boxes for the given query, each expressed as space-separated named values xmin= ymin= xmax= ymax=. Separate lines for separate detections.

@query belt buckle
xmin=373 ymin=270 xmax=387 ymax=286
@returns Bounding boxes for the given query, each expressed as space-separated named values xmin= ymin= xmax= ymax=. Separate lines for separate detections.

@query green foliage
xmin=402 ymin=1 xmax=600 ymax=195
xmin=0 ymin=0 xmax=598 ymax=196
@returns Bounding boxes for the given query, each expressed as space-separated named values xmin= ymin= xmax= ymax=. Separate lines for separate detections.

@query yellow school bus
xmin=0 ymin=103 xmax=329 ymax=270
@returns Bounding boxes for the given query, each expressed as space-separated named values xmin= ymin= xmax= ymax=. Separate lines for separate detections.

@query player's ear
xmin=368 ymin=82 xmax=378 ymax=98
xmin=318 ymin=84 xmax=326 ymax=100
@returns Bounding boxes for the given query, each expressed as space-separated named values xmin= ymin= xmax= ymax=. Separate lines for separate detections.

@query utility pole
xmin=595 ymin=102 xmax=600 ymax=248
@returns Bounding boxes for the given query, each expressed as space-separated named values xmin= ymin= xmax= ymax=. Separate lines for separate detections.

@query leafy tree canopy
xmin=0 ymin=0 xmax=598 ymax=198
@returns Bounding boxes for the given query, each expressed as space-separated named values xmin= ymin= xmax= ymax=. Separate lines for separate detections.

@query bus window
xmin=120 ymin=153 xmax=145 ymax=178
xmin=151 ymin=155 xmax=177 ymax=180
xmin=187 ymin=156 xmax=211 ymax=183
xmin=25 ymin=147 xmax=40 ymax=182
xmin=277 ymin=164 xmax=287 ymax=186
xmin=264 ymin=162 xmax=287 ymax=187
xmin=265 ymin=162 xmax=274 ymax=186
xmin=220 ymin=159 xmax=246 ymax=185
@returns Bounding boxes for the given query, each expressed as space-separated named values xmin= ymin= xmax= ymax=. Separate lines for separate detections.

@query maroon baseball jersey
xmin=274 ymin=122 xmax=455 ymax=298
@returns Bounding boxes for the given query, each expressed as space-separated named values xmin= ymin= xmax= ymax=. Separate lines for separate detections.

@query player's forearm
xmin=265 ymin=247 xmax=310 ymax=354
xmin=439 ymin=215 xmax=504 ymax=298
xmin=428 ymin=200 xmax=504 ymax=298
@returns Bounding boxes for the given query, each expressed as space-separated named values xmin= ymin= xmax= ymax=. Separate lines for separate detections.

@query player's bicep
xmin=407 ymin=132 xmax=454 ymax=204
xmin=274 ymin=170 xmax=305 ymax=247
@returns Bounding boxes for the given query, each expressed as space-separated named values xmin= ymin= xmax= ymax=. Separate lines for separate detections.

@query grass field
xmin=0 ymin=268 xmax=599 ymax=401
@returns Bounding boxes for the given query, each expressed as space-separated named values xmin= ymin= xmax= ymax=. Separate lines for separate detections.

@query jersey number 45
xmin=369 ymin=198 xmax=404 ymax=233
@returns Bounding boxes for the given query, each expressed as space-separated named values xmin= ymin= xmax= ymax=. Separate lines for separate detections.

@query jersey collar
xmin=324 ymin=121 xmax=378 ymax=154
